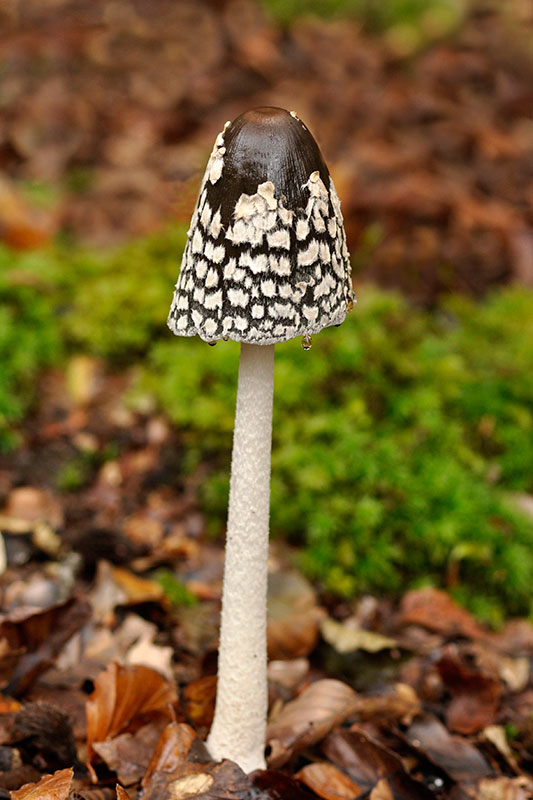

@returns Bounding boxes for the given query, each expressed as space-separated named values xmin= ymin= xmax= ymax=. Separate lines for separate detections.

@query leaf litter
xmin=0 ymin=3 xmax=533 ymax=798
xmin=0 ymin=365 xmax=530 ymax=798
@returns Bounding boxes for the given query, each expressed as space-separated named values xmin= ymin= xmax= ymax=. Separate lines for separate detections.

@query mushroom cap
xmin=168 ymin=107 xmax=355 ymax=345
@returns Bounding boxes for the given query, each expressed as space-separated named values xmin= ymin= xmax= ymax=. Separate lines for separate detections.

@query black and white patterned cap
xmin=168 ymin=107 xmax=355 ymax=346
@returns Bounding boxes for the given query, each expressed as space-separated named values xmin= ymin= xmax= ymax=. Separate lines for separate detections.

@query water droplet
xmin=301 ymin=334 xmax=312 ymax=350
xmin=207 ymin=340 xmax=217 ymax=347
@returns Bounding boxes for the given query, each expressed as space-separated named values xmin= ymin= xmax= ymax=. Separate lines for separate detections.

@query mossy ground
xmin=1 ymin=227 xmax=532 ymax=623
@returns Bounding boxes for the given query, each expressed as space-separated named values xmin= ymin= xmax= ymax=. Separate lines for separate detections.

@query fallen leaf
xmin=322 ymin=727 xmax=407 ymax=790
xmin=498 ymin=656 xmax=530 ymax=693
xmin=3 ymin=487 xmax=63 ymax=530
xmin=399 ymin=588 xmax=486 ymax=639
xmin=90 ymin=561 xmax=164 ymax=621
xmin=167 ymin=773 xmax=214 ymax=797
xmin=0 ymin=596 xmax=91 ymax=695
xmin=116 ymin=787 xmax=130 ymax=800
xmin=295 ymin=762 xmax=363 ymax=799
xmin=141 ymin=721 xmax=197 ymax=795
xmin=437 ymin=646 xmax=501 ymax=734
xmin=266 ymin=679 xmax=358 ymax=768
xmin=405 ymin=714 xmax=492 ymax=782
xmin=353 ymin=683 xmax=420 ymax=725
xmin=9 ymin=767 xmax=73 ymax=799
xmin=477 ymin=776 xmax=533 ymax=800
xmin=93 ymin=720 xmax=168 ymax=785
xmin=86 ymin=662 xmax=178 ymax=774
xmin=482 ymin=726 xmax=520 ymax=774
xmin=370 ymin=779 xmax=394 ymax=800
xmin=320 ymin=617 xmax=397 ymax=654
xmin=323 ymin=727 xmax=436 ymax=800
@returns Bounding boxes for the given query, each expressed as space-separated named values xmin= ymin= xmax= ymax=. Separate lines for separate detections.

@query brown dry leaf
xmin=0 ymin=596 xmax=91 ymax=695
xmin=482 ymin=726 xmax=521 ymax=774
xmin=323 ymin=728 xmax=435 ymax=800
xmin=90 ymin=561 xmax=164 ymax=621
xmin=3 ymin=487 xmax=63 ymax=530
xmin=477 ymin=777 xmax=533 ymax=800
xmin=266 ymin=679 xmax=358 ymax=768
xmin=116 ymin=787 xmax=130 ymax=800
xmin=166 ymin=773 xmax=214 ymax=797
xmin=295 ymin=762 xmax=363 ymax=799
xmin=322 ymin=727 xmax=406 ymax=791
xmin=405 ymin=714 xmax=492 ymax=782
xmin=399 ymin=588 xmax=486 ymax=639
xmin=437 ymin=647 xmax=501 ymax=734
xmin=141 ymin=721 xmax=197 ymax=794
xmin=93 ymin=720 xmax=167 ymax=785
xmin=9 ymin=767 xmax=73 ymax=799
xmin=86 ymin=662 xmax=178 ymax=770
xmin=370 ymin=779 xmax=394 ymax=800
xmin=354 ymin=683 xmax=420 ymax=725
xmin=109 ymin=566 xmax=165 ymax=605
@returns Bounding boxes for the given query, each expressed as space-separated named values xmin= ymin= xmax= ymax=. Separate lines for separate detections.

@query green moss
xmin=0 ymin=251 xmax=63 ymax=450
xmin=260 ymin=0 xmax=464 ymax=38
xmin=151 ymin=568 xmax=198 ymax=607
xmin=142 ymin=285 xmax=533 ymax=621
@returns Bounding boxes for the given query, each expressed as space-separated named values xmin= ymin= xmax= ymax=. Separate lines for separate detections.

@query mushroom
xmin=168 ymin=107 xmax=354 ymax=773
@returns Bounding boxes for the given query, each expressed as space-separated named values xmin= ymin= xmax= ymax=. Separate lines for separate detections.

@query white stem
xmin=206 ymin=342 xmax=274 ymax=773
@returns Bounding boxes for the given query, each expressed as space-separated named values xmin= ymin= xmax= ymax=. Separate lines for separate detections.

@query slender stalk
xmin=206 ymin=342 xmax=275 ymax=773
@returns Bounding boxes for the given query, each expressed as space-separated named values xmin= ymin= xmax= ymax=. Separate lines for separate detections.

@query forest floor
xmin=1 ymin=1 xmax=533 ymax=798
xmin=0 ymin=360 xmax=532 ymax=799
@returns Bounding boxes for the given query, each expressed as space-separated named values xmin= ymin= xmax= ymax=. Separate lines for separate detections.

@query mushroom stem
xmin=206 ymin=342 xmax=274 ymax=773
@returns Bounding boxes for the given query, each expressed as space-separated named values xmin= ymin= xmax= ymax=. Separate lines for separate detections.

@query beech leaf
xmin=86 ymin=662 xmax=178 ymax=769
xmin=266 ymin=679 xmax=358 ymax=767
xmin=295 ymin=762 xmax=364 ymax=799
xmin=9 ymin=768 xmax=73 ymax=800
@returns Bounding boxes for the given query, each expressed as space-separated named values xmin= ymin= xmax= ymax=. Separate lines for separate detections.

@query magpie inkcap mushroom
xmin=167 ymin=107 xmax=354 ymax=774
xmin=168 ymin=107 xmax=355 ymax=346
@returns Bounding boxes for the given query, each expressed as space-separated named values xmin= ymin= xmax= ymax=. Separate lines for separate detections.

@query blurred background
xmin=1 ymin=0 xmax=533 ymax=624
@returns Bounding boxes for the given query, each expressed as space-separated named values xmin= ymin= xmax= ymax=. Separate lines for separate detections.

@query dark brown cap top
xmin=168 ymin=107 xmax=354 ymax=345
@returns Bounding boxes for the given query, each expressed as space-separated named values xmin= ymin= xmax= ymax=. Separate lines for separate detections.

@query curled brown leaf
xmin=295 ymin=762 xmax=364 ymax=799
xmin=9 ymin=767 xmax=73 ymax=800
xmin=86 ymin=662 xmax=178 ymax=774
xmin=266 ymin=679 xmax=358 ymax=768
